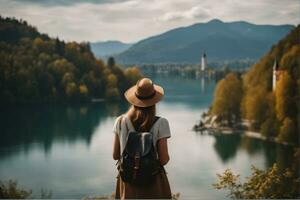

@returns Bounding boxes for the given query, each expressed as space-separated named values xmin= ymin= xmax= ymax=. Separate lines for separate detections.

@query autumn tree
xmin=275 ymin=72 xmax=296 ymax=121
xmin=105 ymin=74 xmax=120 ymax=100
xmin=0 ymin=17 xmax=141 ymax=103
xmin=213 ymin=163 xmax=299 ymax=199
xmin=211 ymin=73 xmax=243 ymax=125
xmin=125 ymin=67 xmax=142 ymax=86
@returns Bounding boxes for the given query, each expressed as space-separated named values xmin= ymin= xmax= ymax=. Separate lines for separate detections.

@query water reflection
xmin=0 ymin=102 xmax=129 ymax=158
xmin=212 ymin=134 xmax=241 ymax=163
xmin=0 ymin=74 xmax=295 ymax=199
xmin=210 ymin=132 xmax=294 ymax=169
xmin=150 ymin=74 xmax=216 ymax=108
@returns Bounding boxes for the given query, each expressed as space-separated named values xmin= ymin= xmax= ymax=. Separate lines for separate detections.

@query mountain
xmin=90 ymin=40 xmax=132 ymax=57
xmin=116 ymin=19 xmax=294 ymax=64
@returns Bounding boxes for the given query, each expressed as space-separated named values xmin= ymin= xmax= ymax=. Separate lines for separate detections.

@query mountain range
xmin=90 ymin=40 xmax=132 ymax=58
xmin=112 ymin=19 xmax=294 ymax=64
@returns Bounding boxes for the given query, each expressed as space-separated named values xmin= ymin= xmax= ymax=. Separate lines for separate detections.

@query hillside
xmin=0 ymin=16 xmax=141 ymax=104
xmin=116 ymin=19 xmax=294 ymax=64
xmin=210 ymin=25 xmax=299 ymax=144
xmin=90 ymin=40 xmax=132 ymax=58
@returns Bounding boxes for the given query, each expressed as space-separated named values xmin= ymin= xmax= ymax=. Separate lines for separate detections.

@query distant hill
xmin=210 ymin=25 xmax=299 ymax=143
xmin=91 ymin=40 xmax=132 ymax=57
xmin=116 ymin=19 xmax=294 ymax=64
xmin=0 ymin=16 xmax=140 ymax=104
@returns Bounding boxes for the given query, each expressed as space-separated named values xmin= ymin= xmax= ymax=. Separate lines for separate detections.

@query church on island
xmin=195 ymin=52 xmax=208 ymax=78
xmin=201 ymin=52 xmax=207 ymax=71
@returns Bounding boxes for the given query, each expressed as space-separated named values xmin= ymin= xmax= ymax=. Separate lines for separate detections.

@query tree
xmin=0 ymin=180 xmax=32 ymax=199
xmin=65 ymin=82 xmax=77 ymax=99
xmin=125 ymin=67 xmax=142 ymax=86
xmin=107 ymin=56 xmax=115 ymax=68
xmin=280 ymin=45 xmax=300 ymax=80
xmin=211 ymin=73 xmax=243 ymax=125
xmin=79 ymin=83 xmax=89 ymax=98
xmin=241 ymin=87 xmax=269 ymax=130
xmin=278 ymin=117 xmax=297 ymax=144
xmin=105 ymin=74 xmax=119 ymax=99
xmin=0 ymin=17 xmax=141 ymax=103
xmin=213 ymin=164 xmax=299 ymax=199
xmin=275 ymin=71 xmax=296 ymax=121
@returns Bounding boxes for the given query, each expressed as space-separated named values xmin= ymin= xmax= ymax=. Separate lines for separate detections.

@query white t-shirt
xmin=113 ymin=115 xmax=171 ymax=154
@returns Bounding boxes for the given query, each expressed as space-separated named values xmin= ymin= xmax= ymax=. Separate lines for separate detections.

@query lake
xmin=0 ymin=74 xmax=293 ymax=199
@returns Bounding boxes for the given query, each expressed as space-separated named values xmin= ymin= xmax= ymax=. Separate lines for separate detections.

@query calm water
xmin=0 ymin=74 xmax=293 ymax=199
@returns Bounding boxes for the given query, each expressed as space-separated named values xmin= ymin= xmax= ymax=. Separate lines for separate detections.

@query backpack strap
xmin=151 ymin=116 xmax=160 ymax=129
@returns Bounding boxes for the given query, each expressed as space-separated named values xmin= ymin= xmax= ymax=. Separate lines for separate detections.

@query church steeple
xmin=201 ymin=52 xmax=207 ymax=71
xmin=272 ymin=58 xmax=284 ymax=91
xmin=273 ymin=59 xmax=278 ymax=70
xmin=272 ymin=58 xmax=278 ymax=91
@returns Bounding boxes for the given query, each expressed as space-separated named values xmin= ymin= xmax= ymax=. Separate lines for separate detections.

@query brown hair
xmin=127 ymin=105 xmax=156 ymax=132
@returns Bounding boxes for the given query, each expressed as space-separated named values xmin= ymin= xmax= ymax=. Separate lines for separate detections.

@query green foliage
xmin=0 ymin=180 xmax=32 ymax=199
xmin=213 ymin=163 xmax=299 ymax=199
xmin=211 ymin=73 xmax=243 ymax=125
xmin=0 ymin=16 xmax=141 ymax=104
xmin=107 ymin=57 xmax=115 ymax=68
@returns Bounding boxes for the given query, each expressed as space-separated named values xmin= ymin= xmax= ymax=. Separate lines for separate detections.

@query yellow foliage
xmin=278 ymin=117 xmax=297 ymax=143
xmin=211 ymin=73 xmax=243 ymax=123
xmin=125 ymin=67 xmax=142 ymax=86
xmin=241 ymin=87 xmax=270 ymax=128
xmin=61 ymin=72 xmax=74 ymax=87
xmin=79 ymin=84 xmax=89 ymax=96
xmin=214 ymin=163 xmax=299 ymax=198
xmin=280 ymin=45 xmax=300 ymax=71
xmin=275 ymin=71 xmax=295 ymax=121
xmin=65 ymin=82 xmax=77 ymax=98
xmin=107 ymin=74 xmax=118 ymax=88
xmin=105 ymin=87 xmax=120 ymax=100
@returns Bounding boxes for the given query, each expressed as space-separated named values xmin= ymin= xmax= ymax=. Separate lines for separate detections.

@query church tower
xmin=201 ymin=53 xmax=207 ymax=71
xmin=272 ymin=59 xmax=278 ymax=91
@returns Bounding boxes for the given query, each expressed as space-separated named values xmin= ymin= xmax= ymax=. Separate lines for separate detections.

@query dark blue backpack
xmin=118 ymin=117 xmax=161 ymax=186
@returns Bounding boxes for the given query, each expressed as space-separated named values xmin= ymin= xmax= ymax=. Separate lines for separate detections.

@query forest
xmin=211 ymin=25 xmax=299 ymax=145
xmin=211 ymin=25 xmax=299 ymax=198
xmin=0 ymin=16 xmax=141 ymax=104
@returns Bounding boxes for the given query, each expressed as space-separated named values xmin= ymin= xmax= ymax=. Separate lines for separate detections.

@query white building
xmin=201 ymin=53 xmax=207 ymax=71
xmin=272 ymin=58 xmax=286 ymax=91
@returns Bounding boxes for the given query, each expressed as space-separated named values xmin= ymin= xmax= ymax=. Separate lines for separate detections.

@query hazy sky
xmin=0 ymin=0 xmax=298 ymax=43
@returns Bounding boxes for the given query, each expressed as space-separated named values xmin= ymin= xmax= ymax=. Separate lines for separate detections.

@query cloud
xmin=0 ymin=0 xmax=298 ymax=43
xmin=160 ymin=6 xmax=211 ymax=22
xmin=11 ymin=0 xmax=126 ymax=6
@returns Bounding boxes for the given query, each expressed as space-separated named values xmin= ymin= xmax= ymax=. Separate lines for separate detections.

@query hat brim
xmin=124 ymin=84 xmax=164 ymax=107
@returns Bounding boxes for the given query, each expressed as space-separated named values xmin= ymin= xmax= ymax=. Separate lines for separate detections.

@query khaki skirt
xmin=115 ymin=168 xmax=172 ymax=199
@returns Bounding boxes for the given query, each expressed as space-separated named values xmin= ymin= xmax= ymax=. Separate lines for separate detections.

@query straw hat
xmin=124 ymin=78 xmax=164 ymax=107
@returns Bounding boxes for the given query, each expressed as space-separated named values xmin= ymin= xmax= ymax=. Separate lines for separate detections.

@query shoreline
xmin=193 ymin=124 xmax=294 ymax=147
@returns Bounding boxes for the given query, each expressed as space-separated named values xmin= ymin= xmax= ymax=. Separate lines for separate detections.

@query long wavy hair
xmin=127 ymin=105 xmax=156 ymax=132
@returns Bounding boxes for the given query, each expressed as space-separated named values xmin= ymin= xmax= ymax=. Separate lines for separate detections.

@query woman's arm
xmin=113 ymin=134 xmax=120 ymax=160
xmin=157 ymin=138 xmax=170 ymax=165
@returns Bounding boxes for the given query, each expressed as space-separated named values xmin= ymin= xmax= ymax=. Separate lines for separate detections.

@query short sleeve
xmin=157 ymin=118 xmax=171 ymax=140
xmin=113 ymin=115 xmax=123 ymax=136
